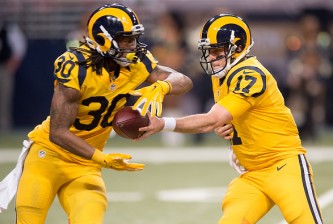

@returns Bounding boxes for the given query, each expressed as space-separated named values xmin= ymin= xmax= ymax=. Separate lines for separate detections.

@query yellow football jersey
xmin=213 ymin=56 xmax=306 ymax=171
xmin=28 ymin=46 xmax=157 ymax=166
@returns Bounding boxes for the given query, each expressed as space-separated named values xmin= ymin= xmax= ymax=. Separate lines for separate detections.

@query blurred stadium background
xmin=1 ymin=0 xmax=333 ymax=223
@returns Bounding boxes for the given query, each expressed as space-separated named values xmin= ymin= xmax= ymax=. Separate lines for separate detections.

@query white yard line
xmin=1 ymin=147 xmax=333 ymax=163
xmin=318 ymin=188 xmax=333 ymax=208
xmin=156 ymin=187 xmax=226 ymax=203
xmin=107 ymin=187 xmax=227 ymax=203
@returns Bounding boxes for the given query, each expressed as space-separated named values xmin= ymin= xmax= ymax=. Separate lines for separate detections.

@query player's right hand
xmin=91 ymin=150 xmax=144 ymax=171
xmin=215 ymin=123 xmax=234 ymax=140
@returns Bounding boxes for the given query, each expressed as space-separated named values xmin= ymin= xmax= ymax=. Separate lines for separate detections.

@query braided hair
xmin=70 ymin=40 xmax=117 ymax=75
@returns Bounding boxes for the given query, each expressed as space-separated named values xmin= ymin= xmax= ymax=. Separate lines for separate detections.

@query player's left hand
xmin=91 ymin=150 xmax=145 ymax=171
xmin=215 ymin=123 xmax=234 ymax=140
xmin=130 ymin=80 xmax=171 ymax=117
xmin=103 ymin=153 xmax=145 ymax=171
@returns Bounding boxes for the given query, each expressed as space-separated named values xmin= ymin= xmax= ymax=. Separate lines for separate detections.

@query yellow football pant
xmin=16 ymin=143 xmax=107 ymax=224
xmin=219 ymin=154 xmax=323 ymax=224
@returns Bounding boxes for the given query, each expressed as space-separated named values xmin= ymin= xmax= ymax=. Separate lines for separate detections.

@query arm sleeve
xmin=219 ymin=67 xmax=267 ymax=118
xmin=53 ymin=51 xmax=82 ymax=91
xmin=218 ymin=93 xmax=252 ymax=119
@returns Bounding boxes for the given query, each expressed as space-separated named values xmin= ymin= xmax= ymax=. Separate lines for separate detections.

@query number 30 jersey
xmin=28 ymin=47 xmax=157 ymax=165
xmin=213 ymin=56 xmax=306 ymax=171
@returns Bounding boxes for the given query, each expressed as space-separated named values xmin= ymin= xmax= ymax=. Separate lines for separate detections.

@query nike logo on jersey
xmin=277 ymin=164 xmax=287 ymax=171
xmin=110 ymin=84 xmax=116 ymax=91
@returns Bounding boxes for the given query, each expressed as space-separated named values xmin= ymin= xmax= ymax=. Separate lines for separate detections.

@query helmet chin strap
xmin=114 ymin=52 xmax=137 ymax=67
xmin=214 ymin=67 xmax=229 ymax=79
xmin=214 ymin=39 xmax=254 ymax=79
xmin=114 ymin=60 xmax=131 ymax=67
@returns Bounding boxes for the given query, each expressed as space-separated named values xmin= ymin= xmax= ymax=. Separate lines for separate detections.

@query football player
xmin=137 ymin=14 xmax=323 ymax=223
xmin=1 ymin=3 xmax=192 ymax=224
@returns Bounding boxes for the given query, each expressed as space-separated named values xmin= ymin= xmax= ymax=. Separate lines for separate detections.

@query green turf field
xmin=0 ymin=131 xmax=332 ymax=223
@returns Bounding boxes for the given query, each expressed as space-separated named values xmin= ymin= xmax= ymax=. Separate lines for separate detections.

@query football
xmin=112 ymin=106 xmax=150 ymax=139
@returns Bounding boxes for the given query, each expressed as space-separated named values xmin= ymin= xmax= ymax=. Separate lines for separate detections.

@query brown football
xmin=112 ymin=106 xmax=150 ymax=139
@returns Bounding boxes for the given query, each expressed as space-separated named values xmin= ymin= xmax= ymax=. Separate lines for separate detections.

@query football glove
xmin=91 ymin=149 xmax=144 ymax=171
xmin=130 ymin=80 xmax=172 ymax=117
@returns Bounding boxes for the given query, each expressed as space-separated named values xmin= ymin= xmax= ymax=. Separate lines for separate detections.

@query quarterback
xmin=0 ymin=3 xmax=192 ymax=224
xmin=138 ymin=14 xmax=323 ymax=223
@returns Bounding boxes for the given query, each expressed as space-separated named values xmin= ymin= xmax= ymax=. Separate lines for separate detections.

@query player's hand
xmin=215 ymin=124 xmax=234 ymax=140
xmin=135 ymin=112 xmax=164 ymax=141
xmin=129 ymin=80 xmax=171 ymax=117
xmin=91 ymin=150 xmax=144 ymax=171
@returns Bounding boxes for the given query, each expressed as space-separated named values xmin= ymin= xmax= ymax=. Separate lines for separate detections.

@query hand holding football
xmin=112 ymin=106 xmax=150 ymax=139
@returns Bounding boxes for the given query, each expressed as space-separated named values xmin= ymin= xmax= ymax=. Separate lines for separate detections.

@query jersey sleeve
xmin=218 ymin=94 xmax=252 ymax=119
xmin=53 ymin=51 xmax=82 ymax=91
xmin=218 ymin=67 xmax=267 ymax=118
xmin=140 ymin=50 xmax=158 ymax=74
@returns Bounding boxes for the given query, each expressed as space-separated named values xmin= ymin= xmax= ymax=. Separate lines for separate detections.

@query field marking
xmin=1 ymin=147 xmax=333 ymax=164
xmin=318 ymin=188 xmax=333 ymax=208
xmin=108 ymin=187 xmax=333 ymax=207
xmin=107 ymin=187 xmax=226 ymax=203
xmin=105 ymin=147 xmax=333 ymax=164
xmin=157 ymin=187 xmax=226 ymax=203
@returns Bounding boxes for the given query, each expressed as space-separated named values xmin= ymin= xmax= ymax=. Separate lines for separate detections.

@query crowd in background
xmin=1 ymin=1 xmax=333 ymax=145
xmin=284 ymin=12 xmax=333 ymax=141
xmin=0 ymin=17 xmax=27 ymax=133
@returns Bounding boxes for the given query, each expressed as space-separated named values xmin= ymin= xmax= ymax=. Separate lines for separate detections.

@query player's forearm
xmin=164 ymin=72 xmax=193 ymax=95
xmin=137 ymin=105 xmax=232 ymax=140
xmin=150 ymin=65 xmax=193 ymax=95
xmin=164 ymin=105 xmax=232 ymax=134
xmin=49 ymin=84 xmax=96 ymax=159
xmin=49 ymin=129 xmax=95 ymax=159
xmin=173 ymin=114 xmax=217 ymax=134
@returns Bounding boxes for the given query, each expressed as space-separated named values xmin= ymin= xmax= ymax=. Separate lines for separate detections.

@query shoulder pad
xmin=139 ymin=50 xmax=158 ymax=73
xmin=145 ymin=50 xmax=158 ymax=64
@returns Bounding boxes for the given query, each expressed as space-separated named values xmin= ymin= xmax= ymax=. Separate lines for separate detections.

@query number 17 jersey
xmin=213 ymin=56 xmax=306 ymax=171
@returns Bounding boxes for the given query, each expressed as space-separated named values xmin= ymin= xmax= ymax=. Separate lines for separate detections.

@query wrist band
xmin=91 ymin=149 xmax=105 ymax=165
xmin=162 ymin=117 xmax=176 ymax=132
xmin=164 ymin=80 xmax=173 ymax=94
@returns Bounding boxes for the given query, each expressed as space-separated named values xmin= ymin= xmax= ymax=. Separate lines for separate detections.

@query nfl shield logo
xmin=110 ymin=84 xmax=116 ymax=91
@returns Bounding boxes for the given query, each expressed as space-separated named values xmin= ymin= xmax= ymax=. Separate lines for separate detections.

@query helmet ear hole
xmin=95 ymin=36 xmax=105 ymax=45
xmin=235 ymin=45 xmax=243 ymax=53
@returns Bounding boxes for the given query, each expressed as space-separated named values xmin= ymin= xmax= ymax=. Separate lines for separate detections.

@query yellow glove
xmin=91 ymin=149 xmax=145 ymax=171
xmin=130 ymin=80 xmax=172 ymax=117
